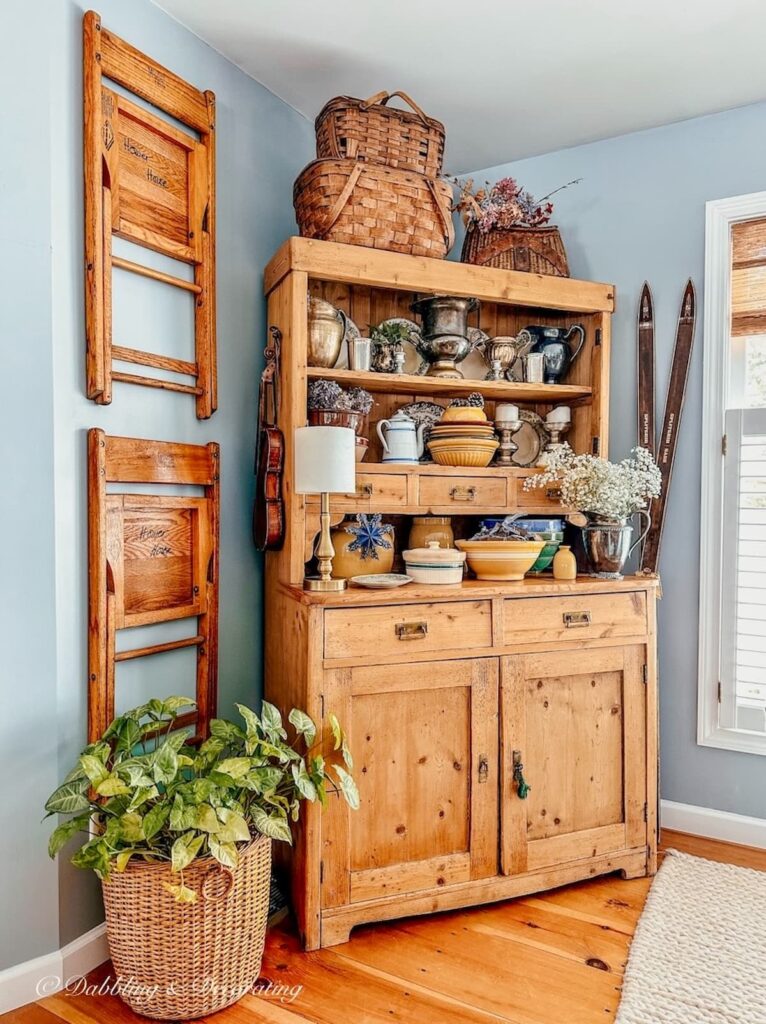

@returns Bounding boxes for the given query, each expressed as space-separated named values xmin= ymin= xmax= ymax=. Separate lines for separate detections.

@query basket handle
xmin=317 ymin=161 xmax=365 ymax=237
xmin=201 ymin=864 xmax=235 ymax=902
xmin=425 ymin=178 xmax=456 ymax=252
xmin=360 ymin=90 xmax=430 ymax=126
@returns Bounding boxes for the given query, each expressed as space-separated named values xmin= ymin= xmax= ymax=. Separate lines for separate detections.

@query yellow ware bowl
xmin=455 ymin=539 xmax=545 ymax=581
xmin=429 ymin=446 xmax=498 ymax=468
xmin=440 ymin=406 xmax=487 ymax=423
xmin=427 ymin=437 xmax=499 ymax=450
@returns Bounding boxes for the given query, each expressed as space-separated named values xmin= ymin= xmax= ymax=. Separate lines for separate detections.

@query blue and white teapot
xmin=376 ymin=410 xmax=425 ymax=464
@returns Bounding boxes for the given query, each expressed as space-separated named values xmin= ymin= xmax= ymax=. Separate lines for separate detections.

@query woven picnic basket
xmin=294 ymin=158 xmax=455 ymax=258
xmin=461 ymin=223 xmax=569 ymax=276
xmin=101 ymin=834 xmax=271 ymax=1019
xmin=315 ymin=91 xmax=445 ymax=177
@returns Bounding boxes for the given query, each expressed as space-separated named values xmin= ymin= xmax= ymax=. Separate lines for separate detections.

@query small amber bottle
xmin=552 ymin=544 xmax=577 ymax=581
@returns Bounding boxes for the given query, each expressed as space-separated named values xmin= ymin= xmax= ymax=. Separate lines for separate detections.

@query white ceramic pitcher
xmin=376 ymin=410 xmax=425 ymax=464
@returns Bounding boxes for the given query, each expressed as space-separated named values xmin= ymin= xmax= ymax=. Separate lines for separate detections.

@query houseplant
xmin=45 ymin=697 xmax=357 ymax=1019
xmin=524 ymin=445 xmax=661 ymax=577
xmin=307 ymin=378 xmax=374 ymax=435
xmin=452 ymin=175 xmax=580 ymax=276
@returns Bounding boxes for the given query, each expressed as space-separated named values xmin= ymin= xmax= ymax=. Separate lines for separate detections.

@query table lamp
xmin=294 ymin=426 xmax=356 ymax=592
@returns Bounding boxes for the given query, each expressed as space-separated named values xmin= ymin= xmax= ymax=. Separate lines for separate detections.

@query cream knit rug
xmin=616 ymin=849 xmax=766 ymax=1024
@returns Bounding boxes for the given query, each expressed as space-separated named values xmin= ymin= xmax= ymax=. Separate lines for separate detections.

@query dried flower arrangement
xmin=524 ymin=445 xmax=661 ymax=521
xmin=449 ymin=392 xmax=485 ymax=409
xmin=307 ymin=380 xmax=374 ymax=416
xmin=452 ymin=176 xmax=581 ymax=233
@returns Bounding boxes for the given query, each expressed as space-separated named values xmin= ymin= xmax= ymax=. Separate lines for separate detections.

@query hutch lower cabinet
xmin=267 ymin=576 xmax=658 ymax=949
xmin=262 ymin=237 xmax=659 ymax=949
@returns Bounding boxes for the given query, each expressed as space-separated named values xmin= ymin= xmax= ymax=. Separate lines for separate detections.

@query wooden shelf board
xmin=265 ymin=237 xmax=615 ymax=314
xmin=341 ymin=462 xmax=546 ymax=477
xmin=307 ymin=366 xmax=592 ymax=403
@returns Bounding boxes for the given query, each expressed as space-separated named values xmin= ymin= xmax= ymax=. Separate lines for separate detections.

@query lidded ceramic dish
xmin=402 ymin=540 xmax=466 ymax=585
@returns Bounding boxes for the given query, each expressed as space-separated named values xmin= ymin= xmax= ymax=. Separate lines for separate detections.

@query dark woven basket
xmin=461 ymin=224 xmax=569 ymax=276
xmin=315 ymin=91 xmax=445 ymax=177
xmin=294 ymin=158 xmax=454 ymax=259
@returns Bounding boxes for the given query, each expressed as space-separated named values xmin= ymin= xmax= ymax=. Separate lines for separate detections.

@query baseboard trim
xmin=0 ymin=923 xmax=108 ymax=1014
xmin=662 ymin=799 xmax=766 ymax=849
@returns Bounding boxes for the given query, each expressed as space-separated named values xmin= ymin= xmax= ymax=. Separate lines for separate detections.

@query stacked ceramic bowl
xmin=427 ymin=407 xmax=499 ymax=467
xmin=515 ymin=517 xmax=565 ymax=573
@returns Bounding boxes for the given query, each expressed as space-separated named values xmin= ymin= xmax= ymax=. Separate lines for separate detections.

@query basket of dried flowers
xmin=453 ymin=176 xmax=580 ymax=276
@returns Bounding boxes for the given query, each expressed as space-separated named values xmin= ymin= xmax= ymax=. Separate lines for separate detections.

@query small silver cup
xmin=522 ymin=352 xmax=545 ymax=383
xmin=347 ymin=337 xmax=372 ymax=371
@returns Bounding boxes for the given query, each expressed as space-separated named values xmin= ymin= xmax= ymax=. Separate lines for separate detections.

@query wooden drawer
xmin=514 ymin=475 xmax=565 ymax=509
xmin=503 ymin=592 xmax=647 ymax=645
xmin=324 ymin=601 xmax=493 ymax=660
xmin=307 ymin=472 xmax=408 ymax=509
xmin=419 ymin=475 xmax=507 ymax=509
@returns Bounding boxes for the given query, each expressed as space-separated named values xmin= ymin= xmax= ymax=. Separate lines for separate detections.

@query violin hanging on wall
xmin=253 ymin=326 xmax=285 ymax=551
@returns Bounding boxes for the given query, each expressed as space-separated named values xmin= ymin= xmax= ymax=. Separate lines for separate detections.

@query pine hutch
xmin=263 ymin=237 xmax=659 ymax=949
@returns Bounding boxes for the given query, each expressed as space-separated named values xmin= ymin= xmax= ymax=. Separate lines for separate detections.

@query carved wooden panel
xmin=88 ymin=429 xmax=220 ymax=742
xmin=84 ymin=11 xmax=216 ymax=417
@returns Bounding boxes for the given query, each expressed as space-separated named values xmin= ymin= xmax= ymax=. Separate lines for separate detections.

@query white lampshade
xmin=294 ymin=426 xmax=356 ymax=494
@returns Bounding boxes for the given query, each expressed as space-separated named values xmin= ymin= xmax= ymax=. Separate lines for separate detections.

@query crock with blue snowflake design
xmin=329 ymin=514 xmax=395 ymax=579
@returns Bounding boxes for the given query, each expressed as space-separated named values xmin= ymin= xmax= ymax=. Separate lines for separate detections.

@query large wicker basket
xmin=315 ymin=91 xmax=445 ymax=177
xmin=294 ymin=158 xmax=454 ymax=258
xmin=101 ymin=835 xmax=271 ymax=1020
xmin=461 ymin=223 xmax=569 ymax=276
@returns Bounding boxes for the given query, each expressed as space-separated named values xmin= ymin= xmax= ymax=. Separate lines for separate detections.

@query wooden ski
xmin=637 ymin=283 xmax=655 ymax=456
xmin=640 ymin=279 xmax=696 ymax=575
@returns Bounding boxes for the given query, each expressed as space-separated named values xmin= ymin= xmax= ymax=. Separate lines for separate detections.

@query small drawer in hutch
xmin=503 ymin=592 xmax=647 ymax=645
xmin=419 ymin=475 xmax=507 ymax=510
xmin=323 ymin=601 xmax=493 ymax=660
xmin=307 ymin=472 xmax=408 ymax=509
xmin=513 ymin=476 xmax=565 ymax=510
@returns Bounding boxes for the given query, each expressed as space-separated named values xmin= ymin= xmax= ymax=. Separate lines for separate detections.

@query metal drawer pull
xmin=546 ymin=486 xmax=563 ymax=500
xmin=478 ymin=755 xmax=489 ymax=784
xmin=563 ymin=611 xmax=591 ymax=627
xmin=450 ymin=486 xmax=476 ymax=502
xmin=395 ymin=621 xmax=428 ymax=641
xmin=512 ymin=750 xmax=530 ymax=800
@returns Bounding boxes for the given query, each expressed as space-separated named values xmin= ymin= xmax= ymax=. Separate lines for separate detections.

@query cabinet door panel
xmin=501 ymin=646 xmax=646 ymax=876
xmin=322 ymin=658 xmax=498 ymax=910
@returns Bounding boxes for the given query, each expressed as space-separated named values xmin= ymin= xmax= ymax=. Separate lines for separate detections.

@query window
xmin=699 ymin=193 xmax=766 ymax=754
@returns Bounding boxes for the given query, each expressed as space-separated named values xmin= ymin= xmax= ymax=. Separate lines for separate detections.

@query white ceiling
xmin=155 ymin=0 xmax=766 ymax=171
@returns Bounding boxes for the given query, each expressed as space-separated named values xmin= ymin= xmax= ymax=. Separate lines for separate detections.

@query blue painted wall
xmin=461 ymin=103 xmax=766 ymax=820
xmin=0 ymin=0 xmax=313 ymax=969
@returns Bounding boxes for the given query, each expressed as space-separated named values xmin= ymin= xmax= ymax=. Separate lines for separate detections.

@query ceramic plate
xmin=511 ymin=410 xmax=548 ymax=467
xmin=460 ymin=328 xmax=491 ymax=380
xmin=350 ymin=574 xmax=413 ymax=589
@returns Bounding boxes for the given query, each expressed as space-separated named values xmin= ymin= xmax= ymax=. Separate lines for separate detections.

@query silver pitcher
xmin=410 ymin=295 xmax=479 ymax=377
xmin=307 ymin=297 xmax=350 ymax=368
xmin=582 ymin=512 xmax=651 ymax=579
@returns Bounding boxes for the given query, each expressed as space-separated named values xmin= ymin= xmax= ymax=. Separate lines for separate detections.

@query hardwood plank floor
xmin=4 ymin=831 xmax=765 ymax=1024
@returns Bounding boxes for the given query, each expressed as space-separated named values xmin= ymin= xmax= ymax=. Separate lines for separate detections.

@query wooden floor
xmin=5 ymin=831 xmax=766 ymax=1024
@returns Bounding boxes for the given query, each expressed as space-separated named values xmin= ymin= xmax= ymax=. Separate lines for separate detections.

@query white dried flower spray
xmin=524 ymin=445 xmax=661 ymax=519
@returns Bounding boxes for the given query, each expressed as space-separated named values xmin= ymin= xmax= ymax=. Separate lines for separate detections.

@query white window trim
xmin=698 ymin=190 xmax=766 ymax=756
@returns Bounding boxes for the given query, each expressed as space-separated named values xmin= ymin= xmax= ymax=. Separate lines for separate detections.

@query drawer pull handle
xmin=512 ymin=750 xmax=530 ymax=800
xmin=395 ymin=621 xmax=428 ymax=641
xmin=450 ymin=486 xmax=476 ymax=502
xmin=478 ymin=755 xmax=489 ymax=784
xmin=346 ymin=483 xmax=373 ymax=499
xmin=546 ymin=487 xmax=563 ymax=500
xmin=563 ymin=611 xmax=591 ymax=628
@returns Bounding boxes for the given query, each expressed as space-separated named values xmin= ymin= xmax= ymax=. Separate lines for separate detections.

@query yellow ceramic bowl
xmin=440 ymin=406 xmax=487 ymax=423
xmin=429 ymin=446 xmax=498 ymax=468
xmin=427 ymin=437 xmax=499 ymax=450
xmin=455 ymin=539 xmax=545 ymax=581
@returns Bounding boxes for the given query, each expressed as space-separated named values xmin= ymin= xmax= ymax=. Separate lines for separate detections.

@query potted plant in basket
xmin=452 ymin=175 xmax=580 ymax=276
xmin=45 ymin=697 xmax=357 ymax=1020
xmin=307 ymin=379 xmax=373 ymax=435
xmin=524 ymin=445 xmax=661 ymax=578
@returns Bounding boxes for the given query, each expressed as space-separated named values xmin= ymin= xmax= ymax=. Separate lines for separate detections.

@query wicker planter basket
xmin=461 ymin=224 xmax=569 ymax=277
xmin=294 ymin=159 xmax=454 ymax=259
xmin=101 ymin=835 xmax=271 ymax=1020
xmin=315 ymin=91 xmax=445 ymax=177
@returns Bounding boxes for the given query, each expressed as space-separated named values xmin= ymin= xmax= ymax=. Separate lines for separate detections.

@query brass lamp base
xmin=303 ymin=576 xmax=347 ymax=592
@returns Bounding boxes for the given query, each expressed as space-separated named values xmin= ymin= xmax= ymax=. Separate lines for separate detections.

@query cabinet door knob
xmin=348 ymin=482 xmax=373 ymax=498
xmin=512 ymin=749 xmax=531 ymax=800
xmin=563 ymin=611 xmax=591 ymax=627
xmin=395 ymin=621 xmax=428 ymax=641
xmin=450 ymin=485 xmax=476 ymax=502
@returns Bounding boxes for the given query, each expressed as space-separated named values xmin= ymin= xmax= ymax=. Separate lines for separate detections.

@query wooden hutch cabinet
xmin=263 ymin=237 xmax=659 ymax=950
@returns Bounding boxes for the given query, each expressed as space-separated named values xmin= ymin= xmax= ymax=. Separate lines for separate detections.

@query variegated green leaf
xmin=288 ymin=708 xmax=316 ymax=747
xmin=208 ymin=835 xmax=238 ymax=869
xmin=48 ymin=813 xmax=91 ymax=858
xmin=45 ymin=778 xmax=91 ymax=815
xmin=332 ymin=765 xmax=360 ymax=811
xmin=251 ymin=806 xmax=292 ymax=844
xmin=291 ymin=761 xmax=317 ymax=802
xmin=162 ymin=881 xmax=198 ymax=903
xmin=119 ymin=811 xmax=144 ymax=843
xmin=216 ymin=808 xmax=250 ymax=843
xmin=142 ymin=803 xmax=170 ymax=840
xmin=95 ymin=774 xmax=130 ymax=798
xmin=171 ymin=831 xmax=205 ymax=872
